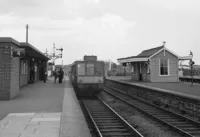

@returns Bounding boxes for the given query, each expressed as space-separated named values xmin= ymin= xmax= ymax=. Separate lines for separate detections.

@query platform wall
xmin=106 ymin=79 xmax=200 ymax=120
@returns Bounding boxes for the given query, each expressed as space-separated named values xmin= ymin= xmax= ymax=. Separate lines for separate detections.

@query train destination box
xmin=12 ymin=48 xmax=25 ymax=58
xmin=84 ymin=55 xmax=97 ymax=61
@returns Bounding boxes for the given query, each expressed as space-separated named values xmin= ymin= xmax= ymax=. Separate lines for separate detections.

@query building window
xmin=160 ymin=59 xmax=169 ymax=75
xmin=77 ymin=63 xmax=85 ymax=75
xmin=86 ymin=64 xmax=94 ymax=75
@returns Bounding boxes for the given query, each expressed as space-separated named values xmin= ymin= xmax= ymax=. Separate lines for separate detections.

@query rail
xmin=81 ymin=97 xmax=143 ymax=137
xmin=104 ymin=84 xmax=200 ymax=137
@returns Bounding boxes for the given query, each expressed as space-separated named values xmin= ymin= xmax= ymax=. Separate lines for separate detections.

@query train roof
xmin=71 ymin=60 xmax=104 ymax=66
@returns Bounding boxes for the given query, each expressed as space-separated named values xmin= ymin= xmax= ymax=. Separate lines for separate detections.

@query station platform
xmin=0 ymin=112 xmax=61 ymax=137
xmin=59 ymin=77 xmax=91 ymax=137
xmin=107 ymin=76 xmax=200 ymax=98
xmin=0 ymin=76 xmax=91 ymax=137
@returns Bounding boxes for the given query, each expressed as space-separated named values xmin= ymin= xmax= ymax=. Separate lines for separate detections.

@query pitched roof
xmin=118 ymin=45 xmax=164 ymax=60
xmin=137 ymin=45 xmax=164 ymax=57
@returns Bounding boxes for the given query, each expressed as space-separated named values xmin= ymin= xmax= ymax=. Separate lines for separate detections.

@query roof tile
xmin=137 ymin=45 xmax=164 ymax=57
xmin=118 ymin=45 xmax=164 ymax=60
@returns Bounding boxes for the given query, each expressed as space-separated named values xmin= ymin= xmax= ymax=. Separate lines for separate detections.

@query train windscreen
xmin=77 ymin=63 xmax=85 ymax=75
xmin=86 ymin=64 xmax=94 ymax=75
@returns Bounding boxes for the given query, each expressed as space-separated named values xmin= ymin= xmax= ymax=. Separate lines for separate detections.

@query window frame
xmin=86 ymin=63 xmax=94 ymax=76
xmin=159 ymin=58 xmax=170 ymax=76
xmin=77 ymin=63 xmax=86 ymax=76
xmin=20 ymin=60 xmax=28 ymax=75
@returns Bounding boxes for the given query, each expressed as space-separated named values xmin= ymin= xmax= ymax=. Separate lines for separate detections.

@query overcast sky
xmin=0 ymin=0 xmax=200 ymax=65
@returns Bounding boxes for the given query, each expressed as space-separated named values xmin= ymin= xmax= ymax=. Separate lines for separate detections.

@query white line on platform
xmin=8 ymin=113 xmax=35 ymax=116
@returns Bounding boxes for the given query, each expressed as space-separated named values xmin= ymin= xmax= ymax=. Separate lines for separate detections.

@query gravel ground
xmin=98 ymin=91 xmax=182 ymax=137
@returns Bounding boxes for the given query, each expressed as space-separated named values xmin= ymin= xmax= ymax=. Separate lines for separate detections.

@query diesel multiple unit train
xmin=69 ymin=55 xmax=105 ymax=97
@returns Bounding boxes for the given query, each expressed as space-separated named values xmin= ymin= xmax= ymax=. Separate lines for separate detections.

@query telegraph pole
xmin=52 ymin=43 xmax=56 ymax=71
xmin=26 ymin=24 xmax=29 ymax=43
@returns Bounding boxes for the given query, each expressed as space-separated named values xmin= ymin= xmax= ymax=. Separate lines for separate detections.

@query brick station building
xmin=0 ymin=37 xmax=49 ymax=100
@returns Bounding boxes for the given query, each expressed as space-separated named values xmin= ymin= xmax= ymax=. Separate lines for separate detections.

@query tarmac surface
xmin=0 ymin=77 xmax=65 ymax=137
xmin=0 ymin=77 xmax=65 ymax=121
xmin=0 ymin=77 xmax=91 ymax=137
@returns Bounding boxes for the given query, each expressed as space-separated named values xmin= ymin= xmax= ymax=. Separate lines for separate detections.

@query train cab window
xmin=77 ymin=63 xmax=85 ymax=75
xmin=86 ymin=64 xmax=94 ymax=75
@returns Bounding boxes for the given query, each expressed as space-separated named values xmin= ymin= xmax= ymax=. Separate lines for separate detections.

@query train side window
xmin=86 ymin=64 xmax=94 ymax=75
xmin=77 ymin=64 xmax=85 ymax=75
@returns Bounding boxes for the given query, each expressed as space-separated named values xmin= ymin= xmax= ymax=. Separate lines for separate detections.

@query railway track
xmin=79 ymin=100 xmax=98 ymax=137
xmin=104 ymin=84 xmax=200 ymax=137
xmin=81 ymin=97 xmax=143 ymax=137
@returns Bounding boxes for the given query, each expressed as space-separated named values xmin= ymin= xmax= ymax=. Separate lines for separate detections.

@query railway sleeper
xmin=97 ymin=125 xmax=125 ymax=128
xmin=159 ymin=118 xmax=186 ymax=121
xmin=102 ymin=132 xmax=133 ymax=136
xmin=96 ymin=121 xmax=120 ymax=123
xmin=97 ymin=123 xmax=124 ymax=127
xmin=100 ymin=128 xmax=129 ymax=132
xmin=181 ymin=127 xmax=200 ymax=131
xmin=155 ymin=116 xmax=177 ymax=119
xmin=94 ymin=117 xmax=118 ymax=120
xmin=188 ymin=131 xmax=200 ymax=136
xmin=92 ymin=116 xmax=116 ymax=118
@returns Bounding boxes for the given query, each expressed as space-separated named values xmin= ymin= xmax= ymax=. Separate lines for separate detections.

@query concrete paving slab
xmin=31 ymin=117 xmax=60 ymax=122
xmin=28 ymin=121 xmax=40 ymax=125
xmin=1 ymin=132 xmax=21 ymax=137
xmin=1 ymin=115 xmax=15 ymax=121
xmin=8 ymin=113 xmax=35 ymax=116
xmin=19 ymin=133 xmax=35 ymax=137
xmin=39 ymin=122 xmax=60 ymax=128
xmin=24 ymin=124 xmax=39 ymax=130
xmin=0 ymin=113 xmax=61 ymax=137
xmin=40 ymin=113 xmax=61 ymax=117
xmin=5 ymin=124 xmax=27 ymax=130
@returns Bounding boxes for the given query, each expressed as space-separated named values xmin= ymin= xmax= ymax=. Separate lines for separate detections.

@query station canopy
xmin=20 ymin=42 xmax=49 ymax=60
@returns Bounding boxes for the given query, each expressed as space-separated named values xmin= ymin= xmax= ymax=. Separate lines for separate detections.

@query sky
xmin=0 ymin=0 xmax=200 ymax=65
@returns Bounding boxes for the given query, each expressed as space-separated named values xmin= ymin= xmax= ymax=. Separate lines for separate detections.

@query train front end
xmin=72 ymin=56 xmax=105 ymax=97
